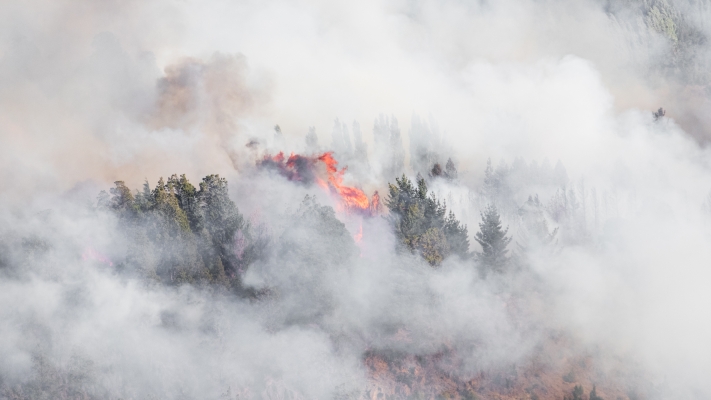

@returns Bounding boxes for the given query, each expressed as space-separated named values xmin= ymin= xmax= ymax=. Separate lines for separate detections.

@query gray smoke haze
xmin=2 ymin=0 xmax=711 ymax=399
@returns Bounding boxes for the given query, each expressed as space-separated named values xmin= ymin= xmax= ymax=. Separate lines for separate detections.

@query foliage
xmin=98 ymin=174 xmax=266 ymax=291
xmin=278 ymin=195 xmax=358 ymax=268
xmin=386 ymin=175 xmax=470 ymax=265
xmin=514 ymin=195 xmax=558 ymax=267
xmin=564 ymin=385 xmax=585 ymax=400
xmin=474 ymin=204 xmax=512 ymax=273
xmin=373 ymin=114 xmax=406 ymax=180
xmin=589 ymin=385 xmax=603 ymax=400
xmin=563 ymin=370 xmax=576 ymax=383
xmin=429 ymin=158 xmax=458 ymax=181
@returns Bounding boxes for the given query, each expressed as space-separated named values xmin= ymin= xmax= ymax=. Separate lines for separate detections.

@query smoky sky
xmin=2 ymin=0 xmax=711 ymax=399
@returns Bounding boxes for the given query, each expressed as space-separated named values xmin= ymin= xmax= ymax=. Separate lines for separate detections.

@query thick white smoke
xmin=2 ymin=0 xmax=711 ymax=399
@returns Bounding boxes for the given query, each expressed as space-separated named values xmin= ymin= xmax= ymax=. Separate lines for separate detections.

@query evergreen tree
xmin=134 ymin=180 xmax=155 ymax=211
xmin=305 ymin=126 xmax=319 ymax=152
xmin=386 ymin=175 xmax=469 ymax=265
xmin=198 ymin=175 xmax=243 ymax=245
xmin=198 ymin=174 xmax=244 ymax=280
xmin=474 ymin=204 xmax=512 ymax=273
xmin=109 ymin=181 xmax=138 ymax=220
xmin=589 ymin=385 xmax=603 ymax=400
xmin=373 ymin=115 xmax=405 ymax=180
xmin=443 ymin=210 xmax=470 ymax=259
xmin=564 ymin=385 xmax=584 ymax=400
xmin=168 ymin=174 xmax=200 ymax=231
xmin=483 ymin=158 xmax=497 ymax=197
xmin=515 ymin=194 xmax=558 ymax=261
xmin=98 ymin=174 xmax=259 ymax=289
xmin=481 ymin=158 xmax=514 ymax=215
xmin=152 ymin=177 xmax=191 ymax=236
xmin=445 ymin=158 xmax=457 ymax=180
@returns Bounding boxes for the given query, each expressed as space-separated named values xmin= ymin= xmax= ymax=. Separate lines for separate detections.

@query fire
xmin=370 ymin=191 xmax=380 ymax=216
xmin=260 ymin=151 xmax=379 ymax=216
xmin=82 ymin=247 xmax=113 ymax=266
xmin=354 ymin=223 xmax=363 ymax=243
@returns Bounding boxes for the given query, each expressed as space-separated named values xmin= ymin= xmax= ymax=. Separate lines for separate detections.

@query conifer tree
xmin=386 ymin=175 xmax=469 ymax=265
xmin=445 ymin=158 xmax=457 ymax=180
xmin=564 ymin=385 xmax=584 ymax=400
xmin=589 ymin=385 xmax=603 ymax=400
xmin=443 ymin=210 xmax=470 ymax=259
xmin=97 ymin=174 xmax=257 ymax=288
xmin=474 ymin=204 xmax=512 ymax=273
xmin=515 ymin=195 xmax=558 ymax=256
xmin=109 ymin=181 xmax=138 ymax=220
xmin=305 ymin=126 xmax=319 ymax=152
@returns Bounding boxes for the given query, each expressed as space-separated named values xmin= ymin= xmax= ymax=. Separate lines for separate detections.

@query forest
xmin=0 ymin=139 xmax=654 ymax=399
xmin=4 ymin=0 xmax=711 ymax=399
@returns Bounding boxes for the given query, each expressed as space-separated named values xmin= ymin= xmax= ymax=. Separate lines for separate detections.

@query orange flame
xmin=354 ymin=222 xmax=363 ymax=243
xmin=317 ymin=152 xmax=371 ymax=213
xmin=261 ymin=151 xmax=379 ymax=216
xmin=370 ymin=191 xmax=380 ymax=215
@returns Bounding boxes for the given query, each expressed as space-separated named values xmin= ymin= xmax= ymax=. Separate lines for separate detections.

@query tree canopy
xmin=386 ymin=174 xmax=470 ymax=265
xmin=98 ymin=174 xmax=266 ymax=291
xmin=474 ymin=204 xmax=512 ymax=274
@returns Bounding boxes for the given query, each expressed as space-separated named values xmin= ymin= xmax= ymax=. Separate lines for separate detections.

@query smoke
xmin=2 ymin=0 xmax=711 ymax=399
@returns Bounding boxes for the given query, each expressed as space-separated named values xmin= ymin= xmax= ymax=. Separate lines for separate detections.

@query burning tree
xmin=259 ymin=151 xmax=379 ymax=216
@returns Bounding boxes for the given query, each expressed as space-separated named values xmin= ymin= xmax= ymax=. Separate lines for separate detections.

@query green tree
xmin=109 ymin=181 xmax=138 ymax=219
xmin=98 ymin=174 xmax=255 ymax=289
xmin=445 ymin=158 xmax=457 ymax=180
xmin=589 ymin=385 xmax=603 ymax=400
xmin=152 ymin=177 xmax=191 ymax=235
xmin=564 ymin=385 xmax=584 ymax=400
xmin=168 ymin=174 xmax=200 ymax=231
xmin=443 ymin=210 xmax=470 ymax=259
xmin=474 ymin=204 xmax=512 ymax=273
xmin=198 ymin=174 xmax=244 ymax=247
xmin=386 ymin=175 xmax=469 ymax=265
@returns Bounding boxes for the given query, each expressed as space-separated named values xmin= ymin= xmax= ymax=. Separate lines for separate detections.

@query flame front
xmin=316 ymin=152 xmax=371 ymax=212
xmin=262 ymin=151 xmax=379 ymax=215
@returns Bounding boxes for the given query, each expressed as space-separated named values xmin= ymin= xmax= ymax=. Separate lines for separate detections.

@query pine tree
xmin=517 ymin=195 xmax=558 ymax=248
xmin=564 ymin=385 xmax=584 ymax=400
xmin=483 ymin=158 xmax=497 ymax=198
xmin=153 ymin=177 xmax=191 ymax=235
xmin=482 ymin=158 xmax=517 ymax=217
xmin=443 ymin=210 xmax=470 ymax=259
xmin=386 ymin=175 xmax=469 ymax=265
xmin=198 ymin=175 xmax=244 ymax=246
xmin=589 ymin=385 xmax=603 ymax=400
xmin=305 ymin=126 xmax=319 ymax=152
xmin=109 ymin=181 xmax=138 ymax=220
xmin=98 ymin=174 xmax=256 ymax=288
xmin=445 ymin=158 xmax=457 ymax=180
xmin=474 ymin=204 xmax=512 ymax=273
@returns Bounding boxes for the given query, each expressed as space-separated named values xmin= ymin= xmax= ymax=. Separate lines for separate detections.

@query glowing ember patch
xmin=370 ymin=191 xmax=380 ymax=215
xmin=82 ymin=247 xmax=113 ymax=266
xmin=354 ymin=223 xmax=363 ymax=243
